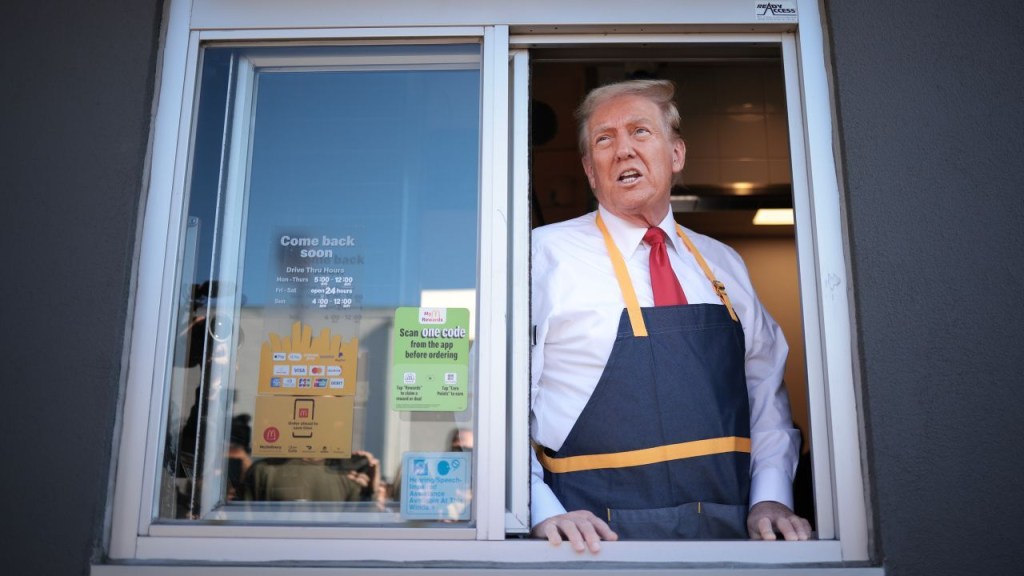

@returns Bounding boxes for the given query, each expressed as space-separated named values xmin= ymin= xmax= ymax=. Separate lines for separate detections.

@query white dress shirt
xmin=530 ymin=205 xmax=800 ymax=527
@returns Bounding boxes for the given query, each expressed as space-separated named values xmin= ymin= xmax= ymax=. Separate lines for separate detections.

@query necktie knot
xmin=643 ymin=226 xmax=666 ymax=248
xmin=644 ymin=226 xmax=688 ymax=306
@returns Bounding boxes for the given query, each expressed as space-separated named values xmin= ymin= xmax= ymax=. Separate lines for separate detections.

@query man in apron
xmin=530 ymin=79 xmax=811 ymax=552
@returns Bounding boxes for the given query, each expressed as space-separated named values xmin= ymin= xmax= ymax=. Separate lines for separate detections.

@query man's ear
xmin=672 ymin=139 xmax=686 ymax=173
xmin=581 ymin=154 xmax=597 ymax=190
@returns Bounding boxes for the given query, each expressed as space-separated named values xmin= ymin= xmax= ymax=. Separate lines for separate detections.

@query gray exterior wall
xmin=0 ymin=1 xmax=1020 ymax=575
xmin=823 ymin=1 xmax=1024 ymax=573
xmin=1 ymin=1 xmax=165 ymax=575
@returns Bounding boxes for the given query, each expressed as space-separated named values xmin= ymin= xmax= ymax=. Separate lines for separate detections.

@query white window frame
xmin=102 ymin=0 xmax=875 ymax=572
xmin=163 ymin=44 xmax=489 ymax=527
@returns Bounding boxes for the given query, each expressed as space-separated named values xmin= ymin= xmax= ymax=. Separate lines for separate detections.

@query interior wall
xmin=825 ymin=0 xmax=1024 ymax=574
xmin=724 ymin=237 xmax=807 ymax=448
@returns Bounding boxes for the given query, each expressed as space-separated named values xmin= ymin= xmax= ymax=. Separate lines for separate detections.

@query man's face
xmin=581 ymin=94 xmax=685 ymax=226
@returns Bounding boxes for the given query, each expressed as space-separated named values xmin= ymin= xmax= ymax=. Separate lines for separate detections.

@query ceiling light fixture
xmin=731 ymin=182 xmax=755 ymax=195
xmin=753 ymin=208 xmax=795 ymax=226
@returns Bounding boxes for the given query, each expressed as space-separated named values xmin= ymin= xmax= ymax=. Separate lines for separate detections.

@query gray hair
xmin=574 ymin=79 xmax=682 ymax=155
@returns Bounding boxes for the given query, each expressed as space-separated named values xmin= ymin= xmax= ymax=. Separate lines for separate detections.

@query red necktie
xmin=644 ymin=227 xmax=688 ymax=306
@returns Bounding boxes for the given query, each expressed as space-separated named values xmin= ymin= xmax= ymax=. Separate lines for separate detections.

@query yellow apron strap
xmin=535 ymin=436 xmax=751 ymax=474
xmin=675 ymin=224 xmax=739 ymax=322
xmin=594 ymin=213 xmax=739 ymax=336
xmin=596 ymin=212 xmax=648 ymax=337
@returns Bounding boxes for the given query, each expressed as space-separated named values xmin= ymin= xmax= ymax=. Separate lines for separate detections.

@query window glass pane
xmin=159 ymin=43 xmax=481 ymax=527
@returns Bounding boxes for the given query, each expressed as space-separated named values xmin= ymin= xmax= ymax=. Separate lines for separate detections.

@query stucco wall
xmin=824 ymin=0 xmax=1024 ymax=574
xmin=0 ymin=1 xmax=164 ymax=574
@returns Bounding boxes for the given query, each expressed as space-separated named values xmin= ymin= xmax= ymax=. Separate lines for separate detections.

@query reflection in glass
xmin=159 ymin=44 xmax=481 ymax=526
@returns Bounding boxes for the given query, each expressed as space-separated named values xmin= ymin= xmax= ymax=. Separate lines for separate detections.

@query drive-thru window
xmin=101 ymin=1 xmax=872 ymax=572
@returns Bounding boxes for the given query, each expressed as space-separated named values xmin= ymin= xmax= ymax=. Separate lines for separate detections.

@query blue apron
xmin=536 ymin=213 xmax=751 ymax=539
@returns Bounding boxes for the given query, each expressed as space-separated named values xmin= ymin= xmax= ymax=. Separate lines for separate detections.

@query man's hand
xmin=747 ymin=500 xmax=811 ymax=541
xmin=531 ymin=510 xmax=619 ymax=553
xmin=346 ymin=450 xmax=381 ymax=497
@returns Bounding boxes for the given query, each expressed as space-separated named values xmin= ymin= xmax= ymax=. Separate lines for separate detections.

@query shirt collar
xmin=597 ymin=204 xmax=679 ymax=259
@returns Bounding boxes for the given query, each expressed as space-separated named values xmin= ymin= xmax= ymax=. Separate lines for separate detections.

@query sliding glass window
xmin=159 ymin=43 xmax=482 ymax=528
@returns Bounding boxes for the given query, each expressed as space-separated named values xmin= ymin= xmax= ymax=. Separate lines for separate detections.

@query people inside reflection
xmin=241 ymin=450 xmax=383 ymax=504
xmin=446 ymin=427 xmax=474 ymax=520
xmin=170 ymin=282 xmax=393 ymax=507
xmin=449 ymin=427 xmax=474 ymax=452
xmin=340 ymin=450 xmax=383 ymax=502
xmin=170 ymin=307 xmax=248 ymax=518
xmin=529 ymin=79 xmax=810 ymax=552
xmin=225 ymin=414 xmax=253 ymax=502
xmin=242 ymin=458 xmax=363 ymax=502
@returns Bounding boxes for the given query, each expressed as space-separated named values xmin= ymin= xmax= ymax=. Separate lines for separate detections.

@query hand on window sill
xmin=531 ymin=509 xmax=619 ymax=554
xmin=747 ymin=500 xmax=812 ymax=541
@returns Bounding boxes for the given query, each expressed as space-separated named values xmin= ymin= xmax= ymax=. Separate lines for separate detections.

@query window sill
xmin=97 ymin=538 xmax=880 ymax=572
xmin=94 ymin=560 xmax=882 ymax=576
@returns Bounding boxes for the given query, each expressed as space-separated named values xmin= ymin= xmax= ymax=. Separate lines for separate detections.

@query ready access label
xmin=391 ymin=307 xmax=470 ymax=412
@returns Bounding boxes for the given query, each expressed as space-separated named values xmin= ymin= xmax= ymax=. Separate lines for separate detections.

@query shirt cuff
xmin=530 ymin=477 xmax=568 ymax=528
xmin=749 ymin=466 xmax=794 ymax=510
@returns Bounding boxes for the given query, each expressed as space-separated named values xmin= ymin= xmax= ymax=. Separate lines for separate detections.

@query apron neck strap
xmin=674 ymin=223 xmax=739 ymax=324
xmin=595 ymin=212 xmax=739 ymax=338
